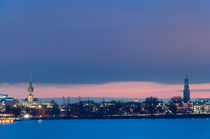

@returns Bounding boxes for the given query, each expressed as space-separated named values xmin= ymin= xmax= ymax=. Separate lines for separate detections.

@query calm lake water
xmin=0 ymin=119 xmax=209 ymax=139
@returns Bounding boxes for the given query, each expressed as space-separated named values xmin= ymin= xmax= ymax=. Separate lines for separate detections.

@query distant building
xmin=193 ymin=99 xmax=210 ymax=114
xmin=183 ymin=76 xmax=190 ymax=103
xmin=0 ymin=94 xmax=18 ymax=109
xmin=20 ymin=73 xmax=51 ymax=107
xmin=0 ymin=94 xmax=8 ymax=99
xmin=134 ymin=98 xmax=139 ymax=103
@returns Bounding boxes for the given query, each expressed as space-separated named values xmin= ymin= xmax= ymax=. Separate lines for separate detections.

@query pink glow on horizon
xmin=1 ymin=82 xmax=210 ymax=99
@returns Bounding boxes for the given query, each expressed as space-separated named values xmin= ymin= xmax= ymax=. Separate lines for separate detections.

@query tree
xmin=143 ymin=97 xmax=159 ymax=115
xmin=168 ymin=96 xmax=183 ymax=115
xmin=11 ymin=107 xmax=22 ymax=117
xmin=45 ymin=105 xmax=61 ymax=117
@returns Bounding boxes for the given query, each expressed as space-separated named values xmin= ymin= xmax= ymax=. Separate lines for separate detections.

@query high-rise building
xmin=183 ymin=76 xmax=190 ymax=103
xmin=28 ymin=72 xmax=34 ymax=105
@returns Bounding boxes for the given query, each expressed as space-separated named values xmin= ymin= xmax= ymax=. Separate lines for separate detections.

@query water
xmin=0 ymin=119 xmax=209 ymax=139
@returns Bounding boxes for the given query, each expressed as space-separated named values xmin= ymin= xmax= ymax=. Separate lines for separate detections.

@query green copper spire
xmin=30 ymin=71 xmax=32 ymax=82
xmin=28 ymin=72 xmax=33 ymax=92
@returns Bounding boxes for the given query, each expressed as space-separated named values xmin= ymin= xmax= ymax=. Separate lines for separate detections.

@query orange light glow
xmin=0 ymin=119 xmax=14 ymax=124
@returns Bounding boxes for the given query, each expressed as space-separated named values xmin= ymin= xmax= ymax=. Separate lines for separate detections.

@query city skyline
xmin=2 ymin=1 xmax=210 ymax=138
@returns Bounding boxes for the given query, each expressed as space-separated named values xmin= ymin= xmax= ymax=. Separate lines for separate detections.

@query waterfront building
xmin=182 ymin=102 xmax=193 ymax=113
xmin=20 ymin=99 xmax=50 ymax=107
xmin=193 ymin=99 xmax=210 ymax=114
xmin=0 ymin=94 xmax=18 ymax=110
xmin=20 ymin=73 xmax=51 ymax=108
xmin=134 ymin=98 xmax=139 ymax=103
xmin=0 ymin=94 xmax=8 ymax=99
xmin=183 ymin=76 xmax=190 ymax=103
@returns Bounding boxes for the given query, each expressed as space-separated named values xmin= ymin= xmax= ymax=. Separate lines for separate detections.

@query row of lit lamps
xmin=0 ymin=119 xmax=14 ymax=124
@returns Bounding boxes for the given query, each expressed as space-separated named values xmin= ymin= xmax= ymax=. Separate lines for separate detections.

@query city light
xmin=24 ymin=114 xmax=30 ymax=119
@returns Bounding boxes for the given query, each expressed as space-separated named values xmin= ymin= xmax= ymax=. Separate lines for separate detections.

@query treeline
xmin=1 ymin=96 xmax=194 ymax=118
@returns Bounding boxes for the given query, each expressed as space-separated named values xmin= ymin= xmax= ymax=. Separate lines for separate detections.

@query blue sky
xmin=1 ymin=0 xmax=210 ymax=84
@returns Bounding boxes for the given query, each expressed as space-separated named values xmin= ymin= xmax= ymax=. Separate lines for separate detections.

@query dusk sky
xmin=1 ymin=0 xmax=210 ymax=98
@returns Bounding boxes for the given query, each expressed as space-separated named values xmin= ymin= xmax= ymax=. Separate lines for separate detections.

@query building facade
xmin=0 ymin=94 xmax=18 ymax=110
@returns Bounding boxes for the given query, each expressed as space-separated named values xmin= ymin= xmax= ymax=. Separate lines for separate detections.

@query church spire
xmin=183 ymin=75 xmax=190 ymax=103
xmin=28 ymin=71 xmax=33 ymax=92
xmin=28 ymin=71 xmax=34 ymax=105
xmin=30 ymin=71 xmax=32 ymax=83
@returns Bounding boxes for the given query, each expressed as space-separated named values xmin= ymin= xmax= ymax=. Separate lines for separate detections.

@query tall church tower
xmin=183 ymin=76 xmax=190 ymax=103
xmin=28 ymin=72 xmax=34 ymax=105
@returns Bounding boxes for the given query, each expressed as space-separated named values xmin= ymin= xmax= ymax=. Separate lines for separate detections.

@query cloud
xmin=1 ymin=81 xmax=210 ymax=99
xmin=1 ymin=1 xmax=210 ymax=83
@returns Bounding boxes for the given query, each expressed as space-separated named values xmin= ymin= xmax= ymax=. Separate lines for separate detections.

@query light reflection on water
xmin=38 ymin=119 xmax=42 ymax=124
xmin=0 ymin=119 xmax=209 ymax=139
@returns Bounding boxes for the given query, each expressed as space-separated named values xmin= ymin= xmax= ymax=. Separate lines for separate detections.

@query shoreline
xmin=4 ymin=114 xmax=210 ymax=122
xmin=25 ymin=114 xmax=210 ymax=120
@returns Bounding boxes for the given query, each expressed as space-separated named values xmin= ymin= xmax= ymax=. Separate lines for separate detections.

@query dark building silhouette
xmin=183 ymin=76 xmax=190 ymax=103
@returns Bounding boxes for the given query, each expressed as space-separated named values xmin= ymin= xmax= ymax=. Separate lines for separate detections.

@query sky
xmin=1 ymin=0 xmax=210 ymax=98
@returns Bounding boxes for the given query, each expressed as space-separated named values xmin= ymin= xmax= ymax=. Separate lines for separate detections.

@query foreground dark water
xmin=0 ymin=119 xmax=209 ymax=139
